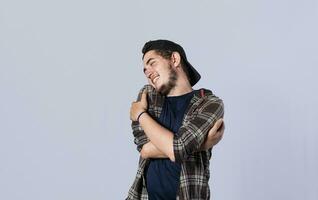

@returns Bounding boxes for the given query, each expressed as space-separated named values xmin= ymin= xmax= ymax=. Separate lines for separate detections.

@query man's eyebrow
xmin=145 ymin=58 xmax=155 ymax=65
xmin=143 ymin=58 xmax=155 ymax=74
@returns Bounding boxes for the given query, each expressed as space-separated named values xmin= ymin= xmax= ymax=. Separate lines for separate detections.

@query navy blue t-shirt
xmin=144 ymin=90 xmax=195 ymax=200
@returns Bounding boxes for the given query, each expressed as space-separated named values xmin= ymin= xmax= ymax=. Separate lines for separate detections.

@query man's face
xmin=143 ymin=50 xmax=177 ymax=95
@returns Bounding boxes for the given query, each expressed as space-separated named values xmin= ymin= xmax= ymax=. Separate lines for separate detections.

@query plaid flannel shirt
xmin=126 ymin=84 xmax=224 ymax=200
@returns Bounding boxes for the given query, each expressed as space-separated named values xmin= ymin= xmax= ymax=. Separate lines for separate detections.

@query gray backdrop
xmin=1 ymin=0 xmax=317 ymax=199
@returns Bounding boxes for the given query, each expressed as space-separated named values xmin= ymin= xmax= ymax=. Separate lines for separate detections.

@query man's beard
xmin=157 ymin=65 xmax=177 ymax=96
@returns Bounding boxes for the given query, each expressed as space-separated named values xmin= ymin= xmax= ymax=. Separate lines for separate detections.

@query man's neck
xmin=166 ymin=82 xmax=193 ymax=97
xmin=163 ymin=70 xmax=194 ymax=97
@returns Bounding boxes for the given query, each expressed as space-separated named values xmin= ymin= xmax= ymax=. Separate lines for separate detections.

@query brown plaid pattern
xmin=126 ymin=84 xmax=224 ymax=200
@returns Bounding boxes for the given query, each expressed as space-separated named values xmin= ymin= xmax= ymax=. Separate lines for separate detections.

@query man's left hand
xmin=130 ymin=90 xmax=148 ymax=121
xmin=200 ymin=119 xmax=225 ymax=150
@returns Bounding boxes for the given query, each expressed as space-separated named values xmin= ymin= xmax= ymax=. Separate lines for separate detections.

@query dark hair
xmin=141 ymin=39 xmax=201 ymax=86
xmin=146 ymin=49 xmax=191 ymax=82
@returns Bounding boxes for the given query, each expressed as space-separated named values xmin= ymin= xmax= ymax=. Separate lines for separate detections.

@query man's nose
xmin=144 ymin=67 xmax=153 ymax=78
xmin=146 ymin=72 xmax=153 ymax=79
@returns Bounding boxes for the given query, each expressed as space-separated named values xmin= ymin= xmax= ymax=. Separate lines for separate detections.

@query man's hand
xmin=130 ymin=90 xmax=148 ymax=121
xmin=200 ymin=119 xmax=225 ymax=151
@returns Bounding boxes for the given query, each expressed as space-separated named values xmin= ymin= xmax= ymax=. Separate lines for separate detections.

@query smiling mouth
xmin=149 ymin=74 xmax=159 ymax=84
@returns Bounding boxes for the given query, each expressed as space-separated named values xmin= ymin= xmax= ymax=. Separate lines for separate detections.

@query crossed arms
xmin=131 ymin=86 xmax=224 ymax=163
xmin=140 ymin=118 xmax=224 ymax=159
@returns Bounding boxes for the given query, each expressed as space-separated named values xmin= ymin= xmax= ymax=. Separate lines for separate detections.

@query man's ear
xmin=171 ymin=52 xmax=182 ymax=68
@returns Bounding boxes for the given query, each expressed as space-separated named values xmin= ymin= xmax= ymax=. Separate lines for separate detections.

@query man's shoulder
xmin=140 ymin=84 xmax=156 ymax=94
xmin=194 ymin=88 xmax=224 ymax=114
xmin=196 ymin=88 xmax=222 ymax=102
xmin=135 ymin=84 xmax=159 ymax=102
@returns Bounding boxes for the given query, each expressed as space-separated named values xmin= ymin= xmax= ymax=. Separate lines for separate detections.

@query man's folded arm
xmin=140 ymin=141 xmax=168 ymax=159
xmin=140 ymin=128 xmax=218 ymax=159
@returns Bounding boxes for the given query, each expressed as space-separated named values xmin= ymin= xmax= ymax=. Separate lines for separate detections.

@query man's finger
xmin=209 ymin=119 xmax=224 ymax=138
xmin=207 ymin=119 xmax=223 ymax=139
xmin=212 ymin=118 xmax=223 ymax=131
xmin=141 ymin=90 xmax=147 ymax=101
xmin=220 ymin=122 xmax=225 ymax=132
xmin=216 ymin=127 xmax=224 ymax=138
xmin=215 ymin=123 xmax=225 ymax=139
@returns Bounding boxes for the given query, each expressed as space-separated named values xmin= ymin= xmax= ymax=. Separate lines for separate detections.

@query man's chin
xmin=158 ymin=85 xmax=171 ymax=96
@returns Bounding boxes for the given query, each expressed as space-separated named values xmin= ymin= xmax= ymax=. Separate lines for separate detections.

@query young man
xmin=126 ymin=39 xmax=225 ymax=200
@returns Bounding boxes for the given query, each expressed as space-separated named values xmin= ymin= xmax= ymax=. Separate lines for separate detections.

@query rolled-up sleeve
xmin=131 ymin=85 xmax=153 ymax=152
xmin=132 ymin=120 xmax=150 ymax=152
xmin=173 ymin=99 xmax=224 ymax=163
